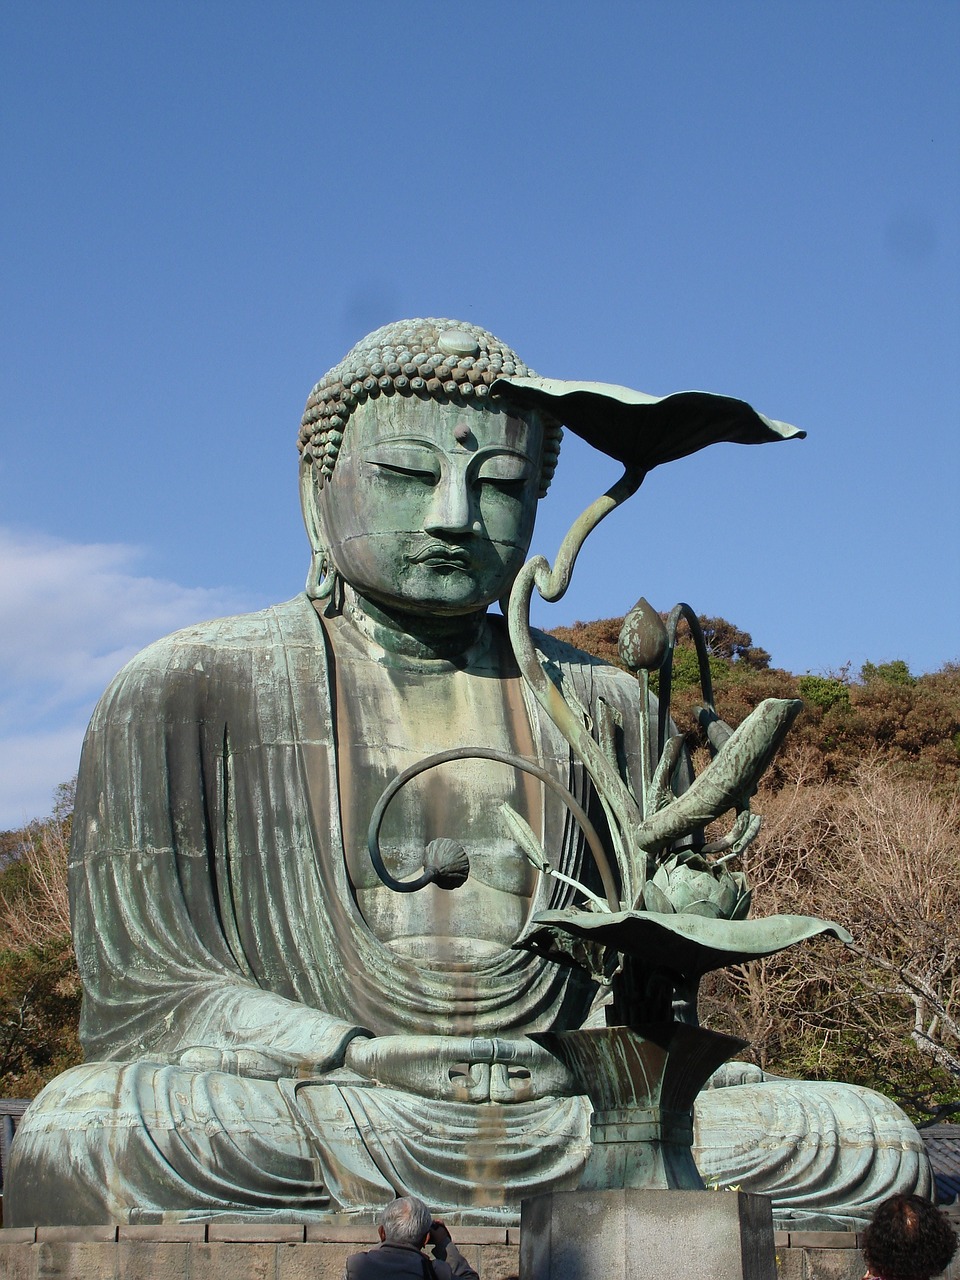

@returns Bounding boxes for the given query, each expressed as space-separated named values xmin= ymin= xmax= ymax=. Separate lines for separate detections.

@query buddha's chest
xmin=332 ymin=646 xmax=543 ymax=965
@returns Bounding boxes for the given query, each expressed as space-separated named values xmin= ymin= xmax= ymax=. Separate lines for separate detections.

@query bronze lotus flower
xmin=643 ymin=853 xmax=751 ymax=921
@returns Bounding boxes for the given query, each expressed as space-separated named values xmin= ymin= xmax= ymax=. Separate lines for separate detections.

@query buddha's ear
xmin=299 ymin=461 xmax=326 ymax=554
xmin=300 ymin=463 xmax=338 ymax=601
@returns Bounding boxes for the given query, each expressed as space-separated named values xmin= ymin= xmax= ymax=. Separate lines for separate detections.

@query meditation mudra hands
xmin=171 ymin=1034 xmax=576 ymax=1102
xmin=343 ymin=1034 xmax=576 ymax=1103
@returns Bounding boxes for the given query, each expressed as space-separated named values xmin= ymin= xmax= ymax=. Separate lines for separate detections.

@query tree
xmin=694 ymin=615 xmax=770 ymax=669
xmin=796 ymin=674 xmax=850 ymax=713
xmin=0 ymin=793 xmax=81 ymax=1097
xmin=861 ymin=659 xmax=917 ymax=688
xmin=699 ymin=760 xmax=960 ymax=1122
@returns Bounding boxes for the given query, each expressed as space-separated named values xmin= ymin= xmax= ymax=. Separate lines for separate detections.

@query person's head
xmin=376 ymin=1195 xmax=433 ymax=1247
xmin=862 ymin=1194 xmax=958 ymax=1280
xmin=298 ymin=319 xmax=561 ymax=617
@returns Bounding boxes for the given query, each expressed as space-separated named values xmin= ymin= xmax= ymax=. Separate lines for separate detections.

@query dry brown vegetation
xmin=0 ymin=785 xmax=81 ymax=1097
xmin=701 ymin=756 xmax=960 ymax=1120
xmin=550 ymin=614 xmax=960 ymax=1121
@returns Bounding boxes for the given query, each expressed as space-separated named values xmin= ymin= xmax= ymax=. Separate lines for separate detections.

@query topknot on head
xmin=298 ymin=318 xmax=562 ymax=497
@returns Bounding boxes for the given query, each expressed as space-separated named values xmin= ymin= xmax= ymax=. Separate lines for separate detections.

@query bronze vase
xmin=533 ymin=1024 xmax=746 ymax=1191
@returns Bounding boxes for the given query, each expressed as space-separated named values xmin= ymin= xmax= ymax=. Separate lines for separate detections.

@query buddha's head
xmin=298 ymin=319 xmax=561 ymax=618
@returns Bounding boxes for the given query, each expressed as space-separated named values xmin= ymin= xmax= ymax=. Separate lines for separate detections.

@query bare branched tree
xmin=0 ymin=817 xmax=71 ymax=948
xmin=0 ymin=803 xmax=80 ymax=1096
xmin=701 ymin=758 xmax=960 ymax=1119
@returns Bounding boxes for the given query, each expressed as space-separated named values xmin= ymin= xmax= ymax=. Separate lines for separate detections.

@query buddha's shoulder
xmin=100 ymin=595 xmax=319 ymax=696
xmin=526 ymin=625 xmax=638 ymax=695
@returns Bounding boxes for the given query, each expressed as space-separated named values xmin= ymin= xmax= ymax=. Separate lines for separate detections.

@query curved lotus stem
xmin=657 ymin=604 xmax=718 ymax=760
xmin=507 ymin=465 xmax=648 ymax=902
xmin=366 ymin=744 xmax=621 ymax=911
xmin=528 ymin=465 xmax=646 ymax=603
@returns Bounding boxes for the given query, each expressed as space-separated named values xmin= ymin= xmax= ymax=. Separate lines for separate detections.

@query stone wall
xmin=4 ymin=1223 xmax=957 ymax=1280
xmin=0 ymin=1223 xmax=515 ymax=1280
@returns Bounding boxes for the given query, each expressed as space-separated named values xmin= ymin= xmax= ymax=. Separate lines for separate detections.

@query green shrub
xmin=861 ymin=659 xmax=916 ymax=687
xmin=797 ymin=674 xmax=851 ymax=712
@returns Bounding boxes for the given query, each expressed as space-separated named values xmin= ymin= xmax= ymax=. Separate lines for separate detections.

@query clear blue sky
xmin=2 ymin=2 xmax=958 ymax=827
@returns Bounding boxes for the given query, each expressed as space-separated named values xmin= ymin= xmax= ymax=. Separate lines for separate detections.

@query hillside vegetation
xmin=550 ymin=614 xmax=960 ymax=1122
xmin=1 ymin=620 xmax=958 ymax=1122
xmin=0 ymin=783 xmax=80 ymax=1097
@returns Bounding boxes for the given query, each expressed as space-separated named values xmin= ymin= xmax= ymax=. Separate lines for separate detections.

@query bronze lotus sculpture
xmin=360 ymin=372 xmax=848 ymax=1191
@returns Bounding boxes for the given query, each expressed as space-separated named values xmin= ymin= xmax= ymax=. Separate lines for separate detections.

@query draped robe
xmin=6 ymin=595 xmax=931 ymax=1227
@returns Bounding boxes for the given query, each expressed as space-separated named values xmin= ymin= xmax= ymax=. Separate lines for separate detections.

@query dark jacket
xmin=344 ymin=1241 xmax=479 ymax=1280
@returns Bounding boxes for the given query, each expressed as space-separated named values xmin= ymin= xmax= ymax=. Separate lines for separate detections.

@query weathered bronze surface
xmin=7 ymin=319 xmax=932 ymax=1229
xmin=532 ymin=1024 xmax=746 ymax=1191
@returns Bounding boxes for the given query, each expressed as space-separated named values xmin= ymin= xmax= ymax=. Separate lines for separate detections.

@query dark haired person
xmin=862 ymin=1194 xmax=957 ymax=1280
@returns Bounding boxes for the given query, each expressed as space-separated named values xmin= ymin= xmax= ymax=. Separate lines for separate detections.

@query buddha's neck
xmin=341 ymin=586 xmax=490 ymax=664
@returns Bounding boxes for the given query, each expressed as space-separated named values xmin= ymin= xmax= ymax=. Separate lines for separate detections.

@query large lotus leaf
xmin=516 ymin=908 xmax=851 ymax=980
xmin=491 ymin=376 xmax=804 ymax=471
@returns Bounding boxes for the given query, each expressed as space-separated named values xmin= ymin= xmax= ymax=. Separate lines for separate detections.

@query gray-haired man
xmin=344 ymin=1196 xmax=479 ymax=1280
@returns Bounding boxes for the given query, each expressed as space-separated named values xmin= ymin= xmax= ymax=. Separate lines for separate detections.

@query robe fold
xmin=6 ymin=595 xmax=931 ymax=1228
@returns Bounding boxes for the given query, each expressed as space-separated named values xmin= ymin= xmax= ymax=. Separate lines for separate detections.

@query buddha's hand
xmin=342 ymin=1034 xmax=577 ymax=1104
xmin=703 ymin=1061 xmax=767 ymax=1089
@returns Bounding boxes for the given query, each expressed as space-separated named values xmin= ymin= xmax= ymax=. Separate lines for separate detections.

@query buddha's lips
xmin=409 ymin=544 xmax=474 ymax=567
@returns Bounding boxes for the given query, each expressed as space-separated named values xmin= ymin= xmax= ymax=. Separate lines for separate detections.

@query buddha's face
xmin=311 ymin=396 xmax=543 ymax=617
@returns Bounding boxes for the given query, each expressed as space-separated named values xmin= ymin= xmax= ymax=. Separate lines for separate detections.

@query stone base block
xmin=520 ymin=1188 xmax=776 ymax=1280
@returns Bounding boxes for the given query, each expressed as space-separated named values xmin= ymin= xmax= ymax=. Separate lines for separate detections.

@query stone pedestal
xmin=520 ymin=1188 xmax=776 ymax=1280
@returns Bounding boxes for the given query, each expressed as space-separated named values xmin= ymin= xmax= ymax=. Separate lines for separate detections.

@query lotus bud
xmin=424 ymin=838 xmax=470 ymax=890
xmin=618 ymin=598 xmax=670 ymax=672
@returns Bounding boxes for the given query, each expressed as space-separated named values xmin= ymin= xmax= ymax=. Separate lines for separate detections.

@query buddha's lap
xmin=6 ymin=1059 xmax=587 ymax=1222
xmin=693 ymin=1076 xmax=932 ymax=1215
xmin=11 ymin=1059 xmax=587 ymax=1156
xmin=9 ymin=1057 xmax=930 ymax=1225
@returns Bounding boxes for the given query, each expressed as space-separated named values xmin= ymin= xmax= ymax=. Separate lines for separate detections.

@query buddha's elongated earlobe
xmin=306 ymin=546 xmax=337 ymax=601
xmin=305 ymin=542 xmax=344 ymax=615
xmin=300 ymin=464 xmax=341 ymax=604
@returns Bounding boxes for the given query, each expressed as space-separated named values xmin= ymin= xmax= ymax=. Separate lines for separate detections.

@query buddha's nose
xmin=424 ymin=474 xmax=473 ymax=535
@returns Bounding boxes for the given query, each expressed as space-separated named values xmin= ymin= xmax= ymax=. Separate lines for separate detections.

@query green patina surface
xmin=5 ymin=319 xmax=932 ymax=1230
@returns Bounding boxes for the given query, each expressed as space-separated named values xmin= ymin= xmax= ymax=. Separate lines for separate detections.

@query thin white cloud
xmin=0 ymin=527 xmax=258 ymax=829
xmin=0 ymin=723 xmax=88 ymax=832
